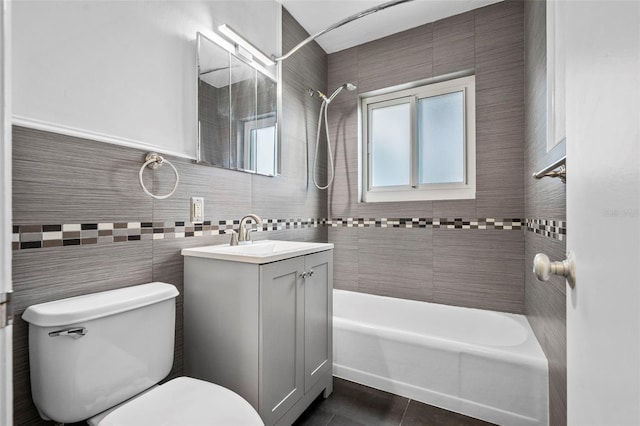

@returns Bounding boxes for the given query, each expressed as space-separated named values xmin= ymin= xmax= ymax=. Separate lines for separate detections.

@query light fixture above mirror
xmin=218 ymin=24 xmax=276 ymax=67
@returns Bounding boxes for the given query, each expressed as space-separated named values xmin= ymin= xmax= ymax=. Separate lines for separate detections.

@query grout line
xmin=325 ymin=413 xmax=335 ymax=426
xmin=398 ymin=398 xmax=411 ymax=426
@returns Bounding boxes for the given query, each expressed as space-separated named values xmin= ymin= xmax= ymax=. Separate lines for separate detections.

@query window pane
xmin=418 ymin=91 xmax=465 ymax=184
xmin=370 ymin=103 xmax=411 ymax=187
xmin=252 ymin=126 xmax=276 ymax=175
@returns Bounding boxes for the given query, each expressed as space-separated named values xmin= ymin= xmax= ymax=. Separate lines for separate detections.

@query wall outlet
xmin=190 ymin=197 xmax=204 ymax=224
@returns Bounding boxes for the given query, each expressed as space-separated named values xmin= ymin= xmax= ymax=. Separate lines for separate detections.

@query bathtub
xmin=333 ymin=290 xmax=548 ymax=426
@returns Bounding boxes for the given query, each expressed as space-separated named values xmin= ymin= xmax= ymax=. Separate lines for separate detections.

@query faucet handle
xmin=245 ymin=226 xmax=260 ymax=242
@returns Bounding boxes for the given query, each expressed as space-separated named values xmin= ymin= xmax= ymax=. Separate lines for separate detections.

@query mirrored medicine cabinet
xmin=196 ymin=32 xmax=279 ymax=176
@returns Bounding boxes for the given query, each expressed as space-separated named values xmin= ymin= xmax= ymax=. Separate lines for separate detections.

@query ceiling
xmin=278 ymin=0 xmax=502 ymax=54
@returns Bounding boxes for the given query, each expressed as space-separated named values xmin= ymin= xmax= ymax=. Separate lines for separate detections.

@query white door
xmin=0 ymin=0 xmax=12 ymax=424
xmin=565 ymin=1 xmax=640 ymax=424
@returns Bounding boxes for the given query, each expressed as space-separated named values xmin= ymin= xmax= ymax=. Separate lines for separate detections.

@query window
xmin=242 ymin=114 xmax=277 ymax=176
xmin=361 ymin=75 xmax=475 ymax=202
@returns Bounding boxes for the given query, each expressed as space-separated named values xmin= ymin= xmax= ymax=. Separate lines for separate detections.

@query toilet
xmin=22 ymin=282 xmax=264 ymax=425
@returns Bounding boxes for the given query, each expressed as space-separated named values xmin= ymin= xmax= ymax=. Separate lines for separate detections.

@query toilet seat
xmin=92 ymin=377 xmax=264 ymax=426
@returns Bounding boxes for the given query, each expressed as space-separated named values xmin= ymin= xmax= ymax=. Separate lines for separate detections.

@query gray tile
xmin=19 ymin=232 xmax=42 ymax=242
xmin=325 ymin=95 xmax=360 ymax=218
xmin=314 ymin=378 xmax=408 ymax=426
xmin=475 ymin=190 xmax=524 ymax=219
xmin=433 ymin=200 xmax=476 ymax=219
xmin=523 ymin=0 xmax=566 ymax=421
xmin=263 ymin=10 xmax=328 ymax=221
xmin=13 ymin=242 xmax=153 ymax=313
xmin=252 ymin=173 xmax=326 ymax=220
xmin=433 ymin=229 xmax=524 ymax=313
xmin=549 ymin=371 xmax=567 ymax=426
xmin=328 ymin=46 xmax=359 ymax=92
xmin=329 ymin=227 xmax=359 ymax=292
xmin=281 ymin=8 xmax=328 ymax=158
xmin=401 ymin=399 xmax=494 ymax=426
xmin=12 ymin=318 xmax=42 ymax=425
xmin=358 ymin=24 xmax=433 ymax=93
xmin=433 ymin=10 xmax=476 ymax=76
xmin=474 ymin=0 xmax=525 ymax=224
xmin=327 ymin=414 xmax=368 ymax=426
xmin=358 ymin=200 xmax=433 ymax=220
xmin=524 ymin=232 xmax=566 ymax=426
xmin=13 ymin=126 xmax=153 ymax=224
xmin=299 ymin=226 xmax=329 ymax=243
xmin=152 ymin=156 xmax=253 ymax=225
xmin=475 ymin=1 xmax=525 ymax=63
xmin=358 ymin=227 xmax=433 ymax=302
xmin=295 ymin=402 xmax=334 ymax=426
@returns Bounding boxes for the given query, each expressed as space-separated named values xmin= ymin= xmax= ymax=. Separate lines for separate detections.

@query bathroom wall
xmin=326 ymin=1 xmax=526 ymax=313
xmin=11 ymin=8 xmax=327 ymax=425
xmin=524 ymin=1 xmax=567 ymax=424
xmin=11 ymin=1 xmax=281 ymax=158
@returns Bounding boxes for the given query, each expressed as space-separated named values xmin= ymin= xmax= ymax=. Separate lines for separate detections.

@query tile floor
xmin=294 ymin=378 xmax=494 ymax=426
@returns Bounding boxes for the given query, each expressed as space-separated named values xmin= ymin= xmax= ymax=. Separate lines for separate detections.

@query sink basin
xmin=181 ymin=240 xmax=333 ymax=264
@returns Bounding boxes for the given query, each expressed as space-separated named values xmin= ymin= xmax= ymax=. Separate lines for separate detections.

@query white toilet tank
xmin=22 ymin=282 xmax=179 ymax=424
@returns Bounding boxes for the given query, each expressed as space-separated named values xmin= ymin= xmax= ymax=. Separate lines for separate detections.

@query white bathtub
xmin=333 ymin=290 xmax=548 ymax=426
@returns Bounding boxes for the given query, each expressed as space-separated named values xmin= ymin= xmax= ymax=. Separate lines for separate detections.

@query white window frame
xmin=241 ymin=114 xmax=277 ymax=176
xmin=361 ymin=75 xmax=476 ymax=203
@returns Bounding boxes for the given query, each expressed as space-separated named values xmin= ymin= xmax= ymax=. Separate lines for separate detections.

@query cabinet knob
xmin=308 ymin=270 xmax=314 ymax=277
xmin=300 ymin=271 xmax=307 ymax=279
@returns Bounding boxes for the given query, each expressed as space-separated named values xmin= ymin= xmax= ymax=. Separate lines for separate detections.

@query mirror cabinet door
xmin=197 ymin=32 xmax=278 ymax=176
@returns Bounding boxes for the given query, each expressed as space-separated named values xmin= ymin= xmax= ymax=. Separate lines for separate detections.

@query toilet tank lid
xmin=22 ymin=282 xmax=179 ymax=327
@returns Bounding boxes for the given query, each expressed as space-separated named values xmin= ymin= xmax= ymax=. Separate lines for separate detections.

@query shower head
xmin=308 ymin=83 xmax=357 ymax=104
xmin=328 ymin=82 xmax=357 ymax=102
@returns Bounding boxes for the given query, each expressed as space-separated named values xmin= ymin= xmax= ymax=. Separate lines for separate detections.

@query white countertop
xmin=181 ymin=239 xmax=334 ymax=264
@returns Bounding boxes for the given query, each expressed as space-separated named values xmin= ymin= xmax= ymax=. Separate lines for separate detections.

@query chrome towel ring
xmin=138 ymin=152 xmax=179 ymax=200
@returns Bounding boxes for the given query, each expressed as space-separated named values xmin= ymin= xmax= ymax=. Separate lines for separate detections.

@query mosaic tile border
xmin=12 ymin=217 xmax=528 ymax=251
xmin=326 ymin=217 xmax=523 ymax=230
xmin=11 ymin=218 xmax=325 ymax=251
xmin=524 ymin=218 xmax=566 ymax=241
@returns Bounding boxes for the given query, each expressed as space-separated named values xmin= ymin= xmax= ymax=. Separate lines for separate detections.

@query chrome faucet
xmin=230 ymin=214 xmax=263 ymax=246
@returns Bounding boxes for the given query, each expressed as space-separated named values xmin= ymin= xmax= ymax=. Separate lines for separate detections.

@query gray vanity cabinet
xmin=183 ymin=248 xmax=333 ymax=426
xmin=303 ymin=252 xmax=332 ymax=392
xmin=259 ymin=256 xmax=305 ymax=425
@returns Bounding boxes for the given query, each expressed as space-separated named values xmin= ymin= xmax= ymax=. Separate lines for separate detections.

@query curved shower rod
xmin=273 ymin=0 xmax=416 ymax=62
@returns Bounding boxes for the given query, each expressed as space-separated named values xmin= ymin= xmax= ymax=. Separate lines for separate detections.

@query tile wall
xmin=11 ymin=9 xmax=327 ymax=424
xmin=524 ymin=1 xmax=567 ymax=424
xmin=326 ymin=1 xmax=527 ymax=313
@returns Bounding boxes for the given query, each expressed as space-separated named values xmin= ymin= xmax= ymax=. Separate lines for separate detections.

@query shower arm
xmin=273 ymin=0 xmax=415 ymax=63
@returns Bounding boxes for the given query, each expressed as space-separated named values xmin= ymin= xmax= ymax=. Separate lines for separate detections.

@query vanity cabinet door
xmin=259 ymin=256 xmax=305 ymax=425
xmin=303 ymin=251 xmax=333 ymax=393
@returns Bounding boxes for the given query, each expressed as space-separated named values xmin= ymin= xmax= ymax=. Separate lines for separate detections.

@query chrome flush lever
xmin=49 ymin=327 xmax=88 ymax=339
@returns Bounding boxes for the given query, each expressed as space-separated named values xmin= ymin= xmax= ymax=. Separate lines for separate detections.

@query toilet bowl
xmin=22 ymin=282 xmax=263 ymax=425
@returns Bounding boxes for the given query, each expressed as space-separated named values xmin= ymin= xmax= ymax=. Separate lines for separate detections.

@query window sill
xmin=362 ymin=187 xmax=476 ymax=203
